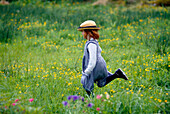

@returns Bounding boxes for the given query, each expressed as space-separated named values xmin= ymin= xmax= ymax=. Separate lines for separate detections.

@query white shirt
xmin=84 ymin=38 xmax=97 ymax=75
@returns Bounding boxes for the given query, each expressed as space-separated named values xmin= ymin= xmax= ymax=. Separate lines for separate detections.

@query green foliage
xmin=7 ymin=0 xmax=92 ymax=4
xmin=0 ymin=1 xmax=170 ymax=113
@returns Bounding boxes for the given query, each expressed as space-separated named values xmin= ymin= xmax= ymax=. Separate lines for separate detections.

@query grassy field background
xmin=0 ymin=1 xmax=170 ymax=113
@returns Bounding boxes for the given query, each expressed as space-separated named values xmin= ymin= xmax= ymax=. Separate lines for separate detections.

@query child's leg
xmin=86 ymin=90 xmax=91 ymax=96
xmin=85 ymin=90 xmax=94 ymax=98
xmin=97 ymin=68 xmax=128 ymax=87
xmin=97 ymin=71 xmax=115 ymax=87
xmin=81 ymin=74 xmax=94 ymax=97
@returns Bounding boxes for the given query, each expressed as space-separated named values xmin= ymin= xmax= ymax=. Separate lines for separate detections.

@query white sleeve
xmin=84 ymin=43 xmax=97 ymax=75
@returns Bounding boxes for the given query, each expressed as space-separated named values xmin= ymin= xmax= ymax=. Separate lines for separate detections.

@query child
xmin=77 ymin=20 xmax=128 ymax=96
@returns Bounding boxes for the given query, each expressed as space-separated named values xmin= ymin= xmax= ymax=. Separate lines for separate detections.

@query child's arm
xmin=84 ymin=43 xmax=97 ymax=75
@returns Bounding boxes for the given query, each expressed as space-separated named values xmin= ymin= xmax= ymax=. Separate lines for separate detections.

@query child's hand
xmin=81 ymin=71 xmax=89 ymax=84
xmin=82 ymin=71 xmax=89 ymax=77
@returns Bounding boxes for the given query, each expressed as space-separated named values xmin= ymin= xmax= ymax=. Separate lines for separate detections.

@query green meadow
xmin=0 ymin=1 xmax=170 ymax=113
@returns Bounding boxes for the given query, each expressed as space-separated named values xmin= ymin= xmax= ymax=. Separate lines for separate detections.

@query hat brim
xmin=77 ymin=26 xmax=100 ymax=31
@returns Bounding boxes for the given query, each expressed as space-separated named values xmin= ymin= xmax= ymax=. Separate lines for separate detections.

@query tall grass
xmin=0 ymin=1 xmax=169 ymax=113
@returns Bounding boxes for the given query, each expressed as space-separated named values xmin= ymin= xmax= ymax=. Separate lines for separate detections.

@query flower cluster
xmin=62 ymin=95 xmax=93 ymax=108
xmin=67 ymin=95 xmax=82 ymax=101
xmin=11 ymin=98 xmax=34 ymax=106
xmin=61 ymin=93 xmax=113 ymax=112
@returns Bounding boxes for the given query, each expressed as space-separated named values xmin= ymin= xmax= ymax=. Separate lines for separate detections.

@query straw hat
xmin=77 ymin=20 xmax=100 ymax=31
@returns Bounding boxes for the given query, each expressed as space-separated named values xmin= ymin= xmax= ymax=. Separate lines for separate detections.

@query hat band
xmin=78 ymin=26 xmax=98 ymax=29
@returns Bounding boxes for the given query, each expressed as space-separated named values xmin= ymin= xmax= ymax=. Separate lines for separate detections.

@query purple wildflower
xmin=67 ymin=95 xmax=80 ymax=101
xmin=87 ymin=103 xmax=94 ymax=108
xmin=73 ymin=95 xmax=80 ymax=101
xmin=62 ymin=101 xmax=68 ymax=106
xmin=67 ymin=95 xmax=73 ymax=100
xmin=81 ymin=97 xmax=84 ymax=102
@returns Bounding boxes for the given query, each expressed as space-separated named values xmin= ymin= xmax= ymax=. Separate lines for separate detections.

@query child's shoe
xmin=116 ymin=68 xmax=128 ymax=80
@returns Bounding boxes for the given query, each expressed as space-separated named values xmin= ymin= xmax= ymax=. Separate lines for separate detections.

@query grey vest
xmin=82 ymin=40 xmax=112 ymax=92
